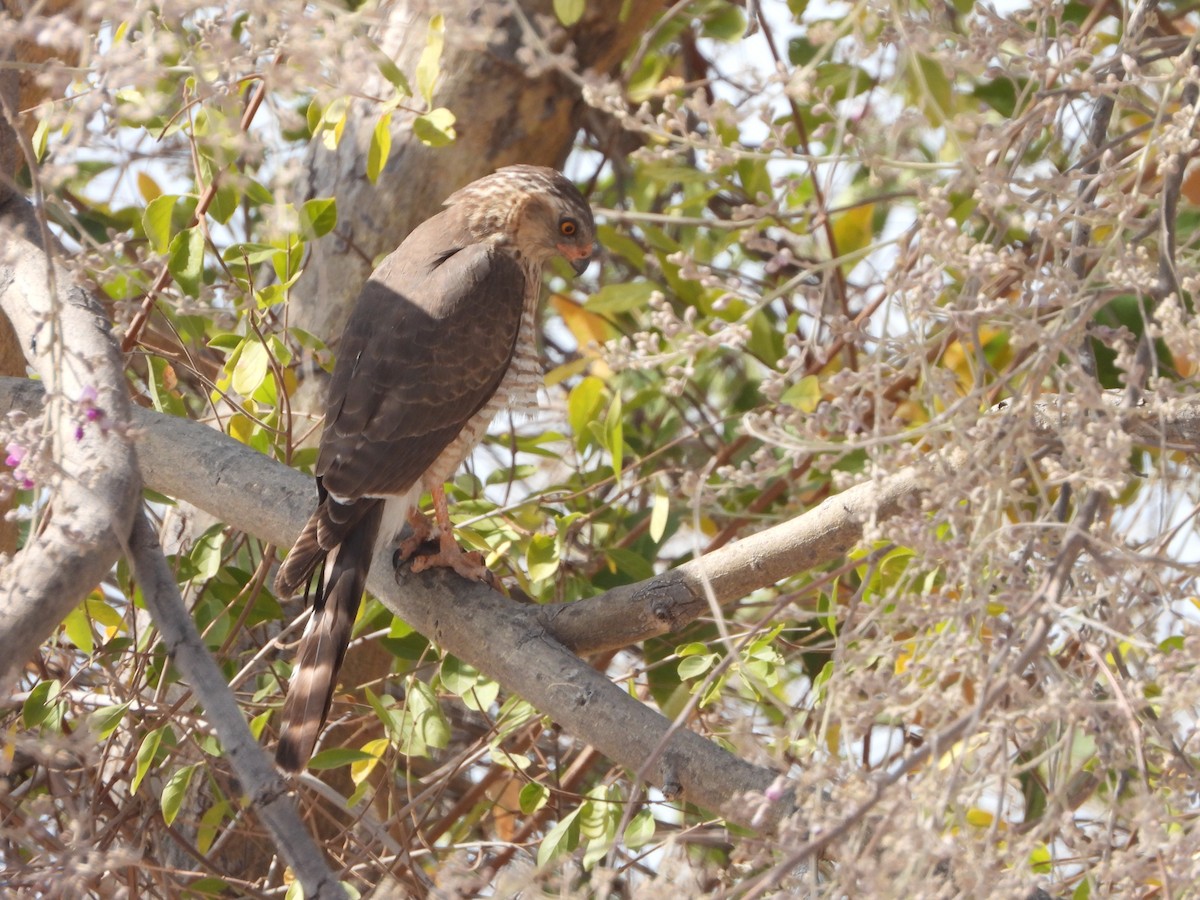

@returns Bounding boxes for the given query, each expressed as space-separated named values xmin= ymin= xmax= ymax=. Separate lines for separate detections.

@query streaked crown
xmin=446 ymin=165 xmax=595 ymax=245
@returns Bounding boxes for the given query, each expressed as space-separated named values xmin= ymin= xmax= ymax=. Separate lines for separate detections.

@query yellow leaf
xmin=780 ymin=375 xmax=821 ymax=413
xmin=137 ymin=171 xmax=162 ymax=202
xmin=228 ymin=413 xmax=254 ymax=446
xmin=831 ymin=203 xmax=875 ymax=260
xmin=823 ymin=721 xmax=841 ymax=754
xmin=416 ymin=15 xmax=444 ymax=105
xmin=545 ymin=356 xmax=592 ymax=387
xmin=550 ymin=293 xmax=611 ymax=349
xmin=965 ymin=807 xmax=994 ymax=828
xmin=351 ymin=738 xmax=390 ymax=786
xmin=649 ymin=482 xmax=669 ymax=542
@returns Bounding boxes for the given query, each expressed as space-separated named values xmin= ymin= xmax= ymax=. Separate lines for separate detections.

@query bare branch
xmin=127 ymin=510 xmax=348 ymax=899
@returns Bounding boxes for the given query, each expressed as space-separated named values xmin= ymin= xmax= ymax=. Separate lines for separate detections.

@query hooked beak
xmin=561 ymin=242 xmax=595 ymax=276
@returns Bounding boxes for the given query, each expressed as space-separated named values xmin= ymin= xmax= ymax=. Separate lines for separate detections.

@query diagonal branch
xmin=127 ymin=509 xmax=348 ymax=899
xmin=6 ymin=379 xmax=1199 ymax=831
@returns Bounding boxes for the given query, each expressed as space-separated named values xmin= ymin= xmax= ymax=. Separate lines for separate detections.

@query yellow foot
xmin=409 ymin=529 xmax=495 ymax=586
xmin=395 ymin=507 xmax=435 ymax=563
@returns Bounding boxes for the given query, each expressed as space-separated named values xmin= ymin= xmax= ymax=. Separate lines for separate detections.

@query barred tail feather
xmin=274 ymin=511 xmax=326 ymax=599
xmin=276 ymin=501 xmax=383 ymax=771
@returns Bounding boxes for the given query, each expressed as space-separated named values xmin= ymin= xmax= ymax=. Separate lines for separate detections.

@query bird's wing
xmin=316 ymin=217 xmax=527 ymax=503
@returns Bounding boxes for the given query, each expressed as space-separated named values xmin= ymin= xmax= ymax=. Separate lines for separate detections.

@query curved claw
xmin=408 ymin=528 xmax=493 ymax=584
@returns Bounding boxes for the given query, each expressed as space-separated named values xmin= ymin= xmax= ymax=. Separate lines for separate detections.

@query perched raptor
xmin=273 ymin=166 xmax=596 ymax=771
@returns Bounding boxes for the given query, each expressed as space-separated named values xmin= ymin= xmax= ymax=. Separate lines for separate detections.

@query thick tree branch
xmin=0 ymin=197 xmax=141 ymax=694
xmin=0 ymin=377 xmax=786 ymax=829
xmin=546 ymin=392 xmax=1200 ymax=654
xmin=5 ymin=379 xmax=1199 ymax=831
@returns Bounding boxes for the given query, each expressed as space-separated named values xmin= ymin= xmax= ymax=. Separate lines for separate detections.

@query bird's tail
xmin=275 ymin=500 xmax=383 ymax=771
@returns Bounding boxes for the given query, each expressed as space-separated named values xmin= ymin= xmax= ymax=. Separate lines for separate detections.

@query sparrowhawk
xmin=273 ymin=165 xmax=596 ymax=771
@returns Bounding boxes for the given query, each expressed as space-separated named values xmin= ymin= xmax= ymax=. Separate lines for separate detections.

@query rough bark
xmin=0 ymin=199 xmax=143 ymax=694
xmin=290 ymin=0 xmax=664 ymax=345
xmin=7 ymin=377 xmax=1198 ymax=829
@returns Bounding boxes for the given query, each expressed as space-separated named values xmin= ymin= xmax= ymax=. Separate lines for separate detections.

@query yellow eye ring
xmin=560 ymin=218 xmax=577 ymax=237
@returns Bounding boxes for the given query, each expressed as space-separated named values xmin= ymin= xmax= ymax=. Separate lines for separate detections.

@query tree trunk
xmin=289 ymin=0 xmax=662 ymax=344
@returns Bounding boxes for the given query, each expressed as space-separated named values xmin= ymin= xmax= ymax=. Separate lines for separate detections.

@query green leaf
xmin=63 ymin=603 xmax=94 ymax=655
xmin=308 ymin=747 xmax=377 ymax=770
xmin=678 ymin=653 xmax=716 ymax=680
xmin=585 ymin=280 xmax=656 ymax=315
xmin=306 ymin=96 xmax=325 ymax=136
xmin=146 ymin=355 xmax=186 ymax=417
xmin=624 ymin=808 xmax=656 ymax=848
xmin=416 ymin=14 xmax=445 ymax=105
xmin=394 ymin=677 xmax=450 ymax=757
xmin=780 ymin=375 xmax=821 ymax=413
xmin=910 ymin=53 xmax=954 ymax=125
xmin=32 ymin=115 xmax=50 ymax=162
xmin=167 ymin=225 xmax=205 ymax=297
xmin=701 ymin=3 xmax=745 ymax=40
xmin=143 ymin=193 xmax=177 ymax=254
xmin=974 ymin=78 xmax=1018 ymax=118
xmin=232 ymin=341 xmax=270 ymax=397
xmin=221 ymin=242 xmax=278 ymax=266
xmin=526 ymin=532 xmax=560 ymax=583
xmin=23 ymin=679 xmax=62 ymax=729
xmin=133 ymin=727 xmax=166 ymax=795
xmin=209 ymin=181 xmax=240 ymax=225
xmin=368 ymin=113 xmax=392 ymax=184
xmin=440 ymin=655 xmax=478 ymax=696
xmin=89 ymin=702 xmax=130 ymax=740
xmin=413 ymin=107 xmax=456 ymax=147
xmin=319 ymin=96 xmax=348 ymax=150
xmin=554 ymin=0 xmax=585 ymax=26
xmin=605 ymin=547 xmax=654 ymax=581
xmin=568 ymin=375 xmax=605 ymax=451
xmin=374 ymin=46 xmax=411 ymax=95
xmin=438 ymin=655 xmax=496 ymax=710
xmin=161 ymin=763 xmax=197 ymax=826
xmin=300 ymin=197 xmax=338 ymax=239
xmin=197 ymin=800 xmax=232 ymax=856
xmin=604 ymin=393 xmax=624 ymax=476
xmin=649 ymin=482 xmax=670 ymax=542
xmin=580 ymin=785 xmax=619 ymax=839
xmin=520 ymin=781 xmax=549 ymax=815
xmin=346 ymin=739 xmax=388 ymax=791
xmin=537 ymin=807 xmax=582 ymax=869
xmin=817 ymin=583 xmax=838 ymax=637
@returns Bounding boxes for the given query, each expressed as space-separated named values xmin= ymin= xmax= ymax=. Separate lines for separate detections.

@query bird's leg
xmin=395 ymin=505 xmax=436 ymax=563
xmin=407 ymin=484 xmax=492 ymax=583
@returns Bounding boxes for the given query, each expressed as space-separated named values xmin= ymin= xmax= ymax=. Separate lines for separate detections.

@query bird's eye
xmin=559 ymin=218 xmax=578 ymax=237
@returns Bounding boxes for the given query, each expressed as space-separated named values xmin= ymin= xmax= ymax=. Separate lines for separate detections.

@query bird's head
xmin=449 ymin=165 xmax=596 ymax=275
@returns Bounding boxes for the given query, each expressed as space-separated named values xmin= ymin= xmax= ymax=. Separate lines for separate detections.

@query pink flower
xmin=5 ymin=441 xmax=25 ymax=468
